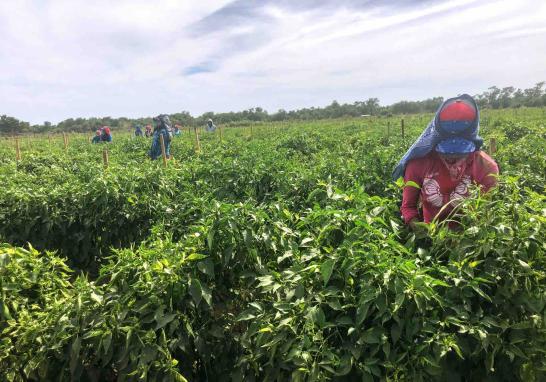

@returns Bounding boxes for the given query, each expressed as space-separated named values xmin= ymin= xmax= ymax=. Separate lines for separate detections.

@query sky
xmin=1 ymin=0 xmax=545 ymax=124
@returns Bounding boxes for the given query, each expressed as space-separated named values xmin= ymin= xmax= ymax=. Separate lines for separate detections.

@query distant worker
xmin=206 ymin=118 xmax=216 ymax=132
xmin=91 ymin=130 xmax=101 ymax=144
xmin=149 ymin=114 xmax=172 ymax=160
xmin=145 ymin=124 xmax=152 ymax=138
xmin=100 ymin=126 xmax=113 ymax=142
xmin=173 ymin=124 xmax=182 ymax=137
xmin=392 ymin=94 xmax=499 ymax=230
xmin=135 ymin=125 xmax=143 ymax=137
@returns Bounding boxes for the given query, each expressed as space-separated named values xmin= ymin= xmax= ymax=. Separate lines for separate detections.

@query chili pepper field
xmin=0 ymin=109 xmax=545 ymax=381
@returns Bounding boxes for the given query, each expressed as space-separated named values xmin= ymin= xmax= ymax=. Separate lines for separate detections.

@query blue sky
xmin=1 ymin=0 xmax=545 ymax=124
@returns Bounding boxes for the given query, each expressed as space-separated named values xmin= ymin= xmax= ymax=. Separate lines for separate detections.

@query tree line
xmin=1 ymin=82 xmax=545 ymax=135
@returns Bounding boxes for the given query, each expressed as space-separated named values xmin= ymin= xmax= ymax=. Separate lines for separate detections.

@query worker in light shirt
xmin=392 ymin=95 xmax=499 ymax=230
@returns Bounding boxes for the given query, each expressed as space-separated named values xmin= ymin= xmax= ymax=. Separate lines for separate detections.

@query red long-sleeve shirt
xmin=401 ymin=151 xmax=499 ymax=224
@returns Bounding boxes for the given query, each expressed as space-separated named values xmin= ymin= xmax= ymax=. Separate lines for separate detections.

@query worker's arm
xmin=400 ymin=160 xmax=424 ymax=225
xmin=474 ymin=151 xmax=500 ymax=192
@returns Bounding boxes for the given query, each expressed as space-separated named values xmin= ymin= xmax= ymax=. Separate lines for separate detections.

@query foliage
xmin=0 ymin=115 xmax=30 ymax=135
xmin=475 ymin=82 xmax=546 ymax=109
xmin=0 ymin=111 xmax=544 ymax=381
xmin=3 ymin=82 xmax=544 ymax=134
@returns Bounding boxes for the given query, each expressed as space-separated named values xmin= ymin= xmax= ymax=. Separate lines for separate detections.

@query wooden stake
xmin=48 ymin=134 xmax=51 ymax=145
xmin=160 ymin=134 xmax=168 ymax=167
xmin=63 ymin=132 xmax=68 ymax=151
xmin=15 ymin=138 xmax=21 ymax=161
xmin=401 ymin=119 xmax=405 ymax=139
xmin=219 ymin=125 xmax=223 ymax=143
xmin=489 ymin=138 xmax=497 ymax=155
xmin=102 ymin=148 xmax=109 ymax=168
xmin=387 ymin=121 xmax=391 ymax=140
xmin=194 ymin=127 xmax=201 ymax=154
xmin=250 ymin=124 xmax=253 ymax=138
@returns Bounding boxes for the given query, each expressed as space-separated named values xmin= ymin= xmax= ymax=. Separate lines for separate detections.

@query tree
xmin=499 ymin=87 xmax=515 ymax=108
xmin=2 ymin=82 xmax=543 ymax=133
xmin=0 ymin=115 xmax=29 ymax=135
xmin=365 ymin=98 xmax=380 ymax=115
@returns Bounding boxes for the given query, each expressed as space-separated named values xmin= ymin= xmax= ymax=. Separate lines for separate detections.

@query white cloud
xmin=1 ymin=0 xmax=545 ymax=124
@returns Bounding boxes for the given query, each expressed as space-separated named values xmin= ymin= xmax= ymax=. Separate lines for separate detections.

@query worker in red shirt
xmin=392 ymin=94 xmax=499 ymax=230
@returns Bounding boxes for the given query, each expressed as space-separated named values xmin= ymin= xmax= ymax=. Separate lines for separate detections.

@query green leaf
xmin=70 ymin=336 xmax=81 ymax=375
xmin=370 ymin=206 xmax=385 ymax=216
xmin=336 ymin=316 xmax=353 ymax=325
xmin=249 ymin=302 xmax=263 ymax=312
xmin=518 ymin=259 xmax=531 ymax=270
xmin=237 ymin=310 xmax=256 ymax=321
xmin=186 ymin=253 xmax=207 ymax=261
xmin=335 ymin=354 xmax=352 ymax=376
xmin=0 ymin=301 xmax=12 ymax=320
xmin=201 ymin=283 xmax=213 ymax=306
xmin=140 ymin=345 xmax=157 ymax=364
xmin=102 ymin=331 xmax=112 ymax=354
xmin=197 ymin=258 xmax=215 ymax=278
xmin=257 ymin=275 xmax=275 ymax=287
xmin=189 ymin=278 xmax=203 ymax=306
xmin=356 ymin=302 xmax=371 ymax=326
xmin=90 ymin=292 xmax=103 ymax=304
xmin=307 ymin=306 xmax=326 ymax=327
xmin=155 ymin=313 xmax=177 ymax=330
xmin=207 ymin=227 xmax=215 ymax=251
xmin=277 ymin=251 xmax=293 ymax=263
xmin=82 ymin=330 xmax=103 ymax=339
xmin=243 ymin=229 xmax=252 ymax=248
xmin=470 ymin=284 xmax=492 ymax=302
xmin=0 ymin=253 xmax=10 ymax=268
xmin=320 ymin=259 xmax=335 ymax=286
xmin=393 ymin=292 xmax=405 ymax=312
xmin=361 ymin=327 xmax=382 ymax=344
xmin=404 ymin=180 xmax=421 ymax=189
xmin=300 ymin=237 xmax=314 ymax=246
xmin=362 ymin=371 xmax=374 ymax=382
xmin=391 ymin=323 xmax=402 ymax=344
xmin=71 ymin=336 xmax=81 ymax=357
xmin=382 ymin=341 xmax=391 ymax=358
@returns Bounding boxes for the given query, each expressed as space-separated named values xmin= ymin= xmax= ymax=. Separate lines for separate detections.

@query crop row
xmin=0 ymin=114 xmax=545 ymax=381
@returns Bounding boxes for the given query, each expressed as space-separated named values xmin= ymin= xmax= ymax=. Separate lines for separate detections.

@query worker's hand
xmin=409 ymin=219 xmax=429 ymax=238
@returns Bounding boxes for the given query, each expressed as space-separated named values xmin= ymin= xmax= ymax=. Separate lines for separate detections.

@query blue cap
xmin=438 ymin=120 xmax=474 ymax=135
xmin=435 ymin=137 xmax=476 ymax=155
